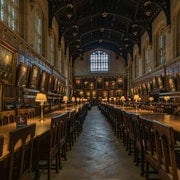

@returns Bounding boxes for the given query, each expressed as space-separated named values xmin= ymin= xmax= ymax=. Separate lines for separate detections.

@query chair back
xmin=139 ymin=116 xmax=155 ymax=155
xmin=153 ymin=121 xmax=179 ymax=180
xmin=8 ymin=123 xmax=36 ymax=180
xmin=0 ymin=135 xmax=4 ymax=156
xmin=0 ymin=110 xmax=16 ymax=125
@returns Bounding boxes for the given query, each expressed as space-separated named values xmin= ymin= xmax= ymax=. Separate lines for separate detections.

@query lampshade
xmin=120 ymin=96 xmax=126 ymax=102
xmin=35 ymin=93 xmax=47 ymax=102
xmin=63 ymin=96 xmax=68 ymax=102
xmin=72 ymin=97 xmax=75 ymax=102
xmin=164 ymin=96 xmax=170 ymax=102
xmin=134 ymin=94 xmax=139 ymax=101
xmin=149 ymin=97 xmax=154 ymax=101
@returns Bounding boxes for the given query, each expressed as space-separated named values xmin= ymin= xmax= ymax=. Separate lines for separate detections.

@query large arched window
xmin=90 ymin=50 xmax=109 ymax=72
xmin=0 ymin=0 xmax=19 ymax=32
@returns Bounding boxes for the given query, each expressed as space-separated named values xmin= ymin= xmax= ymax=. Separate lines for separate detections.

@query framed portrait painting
xmin=0 ymin=41 xmax=17 ymax=84
xmin=29 ymin=65 xmax=40 ymax=89
xmin=16 ymin=63 xmax=29 ymax=88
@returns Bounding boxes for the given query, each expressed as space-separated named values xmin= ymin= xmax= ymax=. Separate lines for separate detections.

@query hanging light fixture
xmin=66 ymin=3 xmax=73 ymax=19
xmin=72 ymin=25 xmax=78 ymax=37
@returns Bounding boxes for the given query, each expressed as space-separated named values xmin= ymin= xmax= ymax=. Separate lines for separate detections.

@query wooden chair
xmin=0 ymin=110 xmax=16 ymax=125
xmin=139 ymin=116 xmax=159 ymax=178
xmin=50 ymin=112 xmax=68 ymax=170
xmin=67 ymin=110 xmax=76 ymax=151
xmin=38 ymin=125 xmax=59 ymax=180
xmin=17 ymin=109 xmax=29 ymax=118
xmin=115 ymin=109 xmax=125 ymax=140
xmin=0 ymin=135 xmax=4 ymax=157
xmin=28 ymin=108 xmax=35 ymax=118
xmin=123 ymin=111 xmax=134 ymax=154
xmin=153 ymin=121 xmax=180 ymax=180
xmin=133 ymin=114 xmax=145 ymax=176
xmin=8 ymin=123 xmax=36 ymax=180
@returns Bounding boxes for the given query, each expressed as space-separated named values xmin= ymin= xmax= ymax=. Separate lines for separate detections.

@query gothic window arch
xmin=90 ymin=50 xmax=109 ymax=72
xmin=0 ymin=0 xmax=19 ymax=32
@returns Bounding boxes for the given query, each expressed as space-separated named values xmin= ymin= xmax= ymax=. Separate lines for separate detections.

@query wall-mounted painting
xmin=152 ymin=77 xmax=157 ymax=90
xmin=29 ymin=65 xmax=40 ymax=89
xmin=39 ymin=70 xmax=48 ymax=92
xmin=104 ymin=81 xmax=109 ymax=89
xmin=176 ymin=73 xmax=180 ymax=91
xmin=75 ymin=78 xmax=82 ymax=89
xmin=0 ymin=41 xmax=17 ymax=84
xmin=83 ymin=81 xmax=88 ymax=89
xmin=53 ymin=77 xmax=58 ymax=92
xmin=147 ymin=82 xmax=152 ymax=92
xmin=156 ymin=76 xmax=164 ymax=91
xmin=166 ymin=75 xmax=176 ymax=92
xmin=117 ymin=77 xmax=124 ymax=89
xmin=111 ymin=81 xmax=116 ymax=89
xmin=16 ymin=63 xmax=29 ymax=88
xmin=142 ymin=84 xmax=147 ymax=95
xmin=96 ymin=78 xmax=103 ymax=89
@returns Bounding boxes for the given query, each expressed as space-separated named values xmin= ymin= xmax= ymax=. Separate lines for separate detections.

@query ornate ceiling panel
xmin=48 ymin=0 xmax=170 ymax=61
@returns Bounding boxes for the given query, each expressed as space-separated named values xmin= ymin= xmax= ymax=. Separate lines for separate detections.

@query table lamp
xmin=164 ymin=96 xmax=170 ymax=104
xmin=134 ymin=94 xmax=139 ymax=110
xmin=149 ymin=97 xmax=154 ymax=106
xmin=120 ymin=96 xmax=126 ymax=108
xmin=35 ymin=93 xmax=47 ymax=121
xmin=63 ymin=95 xmax=68 ymax=110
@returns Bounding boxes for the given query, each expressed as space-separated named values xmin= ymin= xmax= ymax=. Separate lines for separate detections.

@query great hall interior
xmin=0 ymin=0 xmax=179 ymax=180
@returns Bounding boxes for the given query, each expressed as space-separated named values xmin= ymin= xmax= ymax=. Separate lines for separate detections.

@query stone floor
xmin=40 ymin=106 xmax=145 ymax=180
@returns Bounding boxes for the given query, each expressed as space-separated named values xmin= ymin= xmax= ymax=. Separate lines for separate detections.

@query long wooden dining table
xmin=0 ymin=105 xmax=82 ymax=161
xmin=113 ymin=105 xmax=180 ymax=139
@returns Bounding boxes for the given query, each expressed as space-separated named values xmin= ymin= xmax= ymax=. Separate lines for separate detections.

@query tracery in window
xmin=157 ymin=29 xmax=166 ymax=66
xmin=90 ymin=50 xmax=109 ymax=72
xmin=50 ymin=30 xmax=55 ymax=65
xmin=34 ymin=7 xmax=43 ymax=54
xmin=144 ymin=44 xmax=151 ymax=72
xmin=0 ymin=0 xmax=19 ymax=32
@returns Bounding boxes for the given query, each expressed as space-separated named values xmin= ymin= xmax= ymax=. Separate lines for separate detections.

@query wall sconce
xmin=35 ymin=93 xmax=47 ymax=121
